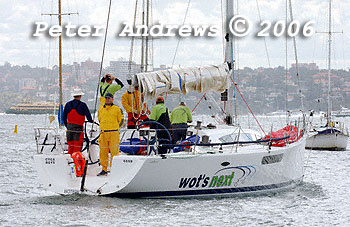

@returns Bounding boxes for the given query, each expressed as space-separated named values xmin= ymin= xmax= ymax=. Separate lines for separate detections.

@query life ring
xmin=72 ymin=152 xmax=86 ymax=177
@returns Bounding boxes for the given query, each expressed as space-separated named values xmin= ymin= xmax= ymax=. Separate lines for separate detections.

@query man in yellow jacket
xmin=97 ymin=93 xmax=124 ymax=176
xmin=122 ymin=80 xmax=149 ymax=129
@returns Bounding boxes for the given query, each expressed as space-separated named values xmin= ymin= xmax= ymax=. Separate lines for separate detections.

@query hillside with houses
xmin=1 ymin=60 xmax=349 ymax=115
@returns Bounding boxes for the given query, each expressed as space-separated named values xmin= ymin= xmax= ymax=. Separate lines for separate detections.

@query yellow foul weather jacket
xmin=122 ymin=90 xmax=148 ymax=114
xmin=98 ymin=104 xmax=124 ymax=131
xmin=98 ymin=104 xmax=124 ymax=172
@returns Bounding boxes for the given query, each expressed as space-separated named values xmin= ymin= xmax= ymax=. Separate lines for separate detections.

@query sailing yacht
xmin=305 ymin=0 xmax=349 ymax=151
xmin=33 ymin=0 xmax=306 ymax=198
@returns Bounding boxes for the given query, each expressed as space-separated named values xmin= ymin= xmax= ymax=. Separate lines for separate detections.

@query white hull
xmin=33 ymin=137 xmax=305 ymax=198
xmin=306 ymin=131 xmax=348 ymax=151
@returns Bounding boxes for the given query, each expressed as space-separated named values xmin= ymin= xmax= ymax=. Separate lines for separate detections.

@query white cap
xmin=71 ymin=88 xmax=85 ymax=97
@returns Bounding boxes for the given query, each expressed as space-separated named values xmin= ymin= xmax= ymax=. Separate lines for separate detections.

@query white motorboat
xmin=332 ymin=106 xmax=350 ymax=118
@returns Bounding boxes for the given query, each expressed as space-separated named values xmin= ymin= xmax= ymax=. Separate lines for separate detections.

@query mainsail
xmin=135 ymin=62 xmax=230 ymax=100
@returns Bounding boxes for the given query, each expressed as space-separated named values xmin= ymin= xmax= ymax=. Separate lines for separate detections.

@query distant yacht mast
xmin=42 ymin=0 xmax=77 ymax=126
xmin=327 ymin=0 xmax=332 ymax=124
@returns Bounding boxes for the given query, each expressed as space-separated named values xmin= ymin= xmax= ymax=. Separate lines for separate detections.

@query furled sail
xmin=135 ymin=62 xmax=230 ymax=100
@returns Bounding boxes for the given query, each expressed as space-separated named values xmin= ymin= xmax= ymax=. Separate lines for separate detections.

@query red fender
xmin=72 ymin=152 xmax=86 ymax=177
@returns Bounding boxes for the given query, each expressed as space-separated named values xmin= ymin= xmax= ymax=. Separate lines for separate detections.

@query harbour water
xmin=0 ymin=114 xmax=349 ymax=226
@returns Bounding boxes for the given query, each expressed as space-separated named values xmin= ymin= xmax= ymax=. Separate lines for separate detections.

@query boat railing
xmin=34 ymin=124 xmax=294 ymax=156
xmin=34 ymin=127 xmax=66 ymax=154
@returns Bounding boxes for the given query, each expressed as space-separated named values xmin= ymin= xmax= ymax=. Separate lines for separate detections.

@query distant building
xmin=20 ymin=78 xmax=37 ymax=90
xmin=153 ymin=64 xmax=170 ymax=71
xmin=80 ymin=59 xmax=100 ymax=79
xmin=110 ymin=58 xmax=141 ymax=80
xmin=291 ymin=63 xmax=319 ymax=70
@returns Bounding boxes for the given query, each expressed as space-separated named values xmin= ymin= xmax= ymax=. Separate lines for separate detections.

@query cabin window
xmin=261 ymin=154 xmax=284 ymax=165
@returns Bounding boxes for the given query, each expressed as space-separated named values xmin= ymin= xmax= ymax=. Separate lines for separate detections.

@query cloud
xmin=0 ymin=0 xmax=349 ymax=69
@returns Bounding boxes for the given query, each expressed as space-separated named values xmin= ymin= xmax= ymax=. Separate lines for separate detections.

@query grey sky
xmin=0 ymin=0 xmax=349 ymax=69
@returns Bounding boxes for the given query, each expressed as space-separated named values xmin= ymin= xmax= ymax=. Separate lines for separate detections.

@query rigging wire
xmin=47 ymin=0 xmax=55 ymax=89
xmin=285 ymin=0 xmax=288 ymax=124
xmin=339 ymin=1 xmax=346 ymax=70
xmin=255 ymin=0 xmax=271 ymax=68
xmin=66 ymin=0 xmax=80 ymax=80
xmin=235 ymin=0 xmax=240 ymax=124
xmin=150 ymin=0 xmax=154 ymax=71
xmin=311 ymin=3 xmax=321 ymax=65
xmin=92 ymin=0 xmax=113 ymax=126
xmin=171 ymin=0 xmax=191 ymax=68
xmin=128 ymin=0 xmax=139 ymax=76
xmin=230 ymin=77 xmax=266 ymax=136
xmin=192 ymin=93 xmax=206 ymax=113
xmin=288 ymin=0 xmax=304 ymax=113
xmin=220 ymin=0 xmax=225 ymax=61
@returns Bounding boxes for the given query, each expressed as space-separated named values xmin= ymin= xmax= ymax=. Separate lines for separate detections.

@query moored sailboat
xmin=305 ymin=0 xmax=349 ymax=151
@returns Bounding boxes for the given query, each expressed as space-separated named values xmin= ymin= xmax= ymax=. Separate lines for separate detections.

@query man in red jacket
xmin=63 ymin=88 xmax=93 ymax=156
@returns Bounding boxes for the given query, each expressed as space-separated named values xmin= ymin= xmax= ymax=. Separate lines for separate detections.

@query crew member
xmin=98 ymin=93 xmax=124 ymax=176
xmin=99 ymin=74 xmax=124 ymax=106
xmin=63 ymin=88 xmax=93 ymax=155
xmin=63 ymin=88 xmax=93 ymax=177
xmin=122 ymin=80 xmax=150 ymax=129
xmin=170 ymin=101 xmax=192 ymax=143
xmin=149 ymin=96 xmax=171 ymax=154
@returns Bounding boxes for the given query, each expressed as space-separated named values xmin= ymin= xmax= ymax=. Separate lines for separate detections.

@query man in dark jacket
xmin=149 ymin=97 xmax=171 ymax=154
xmin=63 ymin=88 xmax=93 ymax=156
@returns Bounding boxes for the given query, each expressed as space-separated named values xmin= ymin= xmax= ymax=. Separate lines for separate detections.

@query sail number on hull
xmin=45 ymin=158 xmax=56 ymax=165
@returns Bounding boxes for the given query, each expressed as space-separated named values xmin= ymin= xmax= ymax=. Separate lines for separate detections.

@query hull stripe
xmin=106 ymin=180 xmax=299 ymax=198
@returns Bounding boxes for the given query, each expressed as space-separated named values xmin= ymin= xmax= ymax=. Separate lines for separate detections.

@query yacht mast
xmin=327 ymin=0 xmax=332 ymax=124
xmin=58 ymin=0 xmax=63 ymax=108
xmin=141 ymin=0 xmax=145 ymax=72
xmin=42 ymin=1 xmax=77 ymax=126
xmin=224 ymin=0 xmax=234 ymax=124
xmin=145 ymin=0 xmax=150 ymax=72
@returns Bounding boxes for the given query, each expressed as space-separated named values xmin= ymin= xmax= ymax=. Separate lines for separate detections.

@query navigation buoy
xmin=14 ymin=125 xmax=18 ymax=134
xmin=49 ymin=115 xmax=55 ymax=123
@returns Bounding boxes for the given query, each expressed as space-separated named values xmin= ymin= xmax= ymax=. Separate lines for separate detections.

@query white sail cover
xmin=136 ymin=63 xmax=230 ymax=100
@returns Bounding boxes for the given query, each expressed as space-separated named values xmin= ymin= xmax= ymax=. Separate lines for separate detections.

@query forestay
xmin=135 ymin=63 xmax=230 ymax=100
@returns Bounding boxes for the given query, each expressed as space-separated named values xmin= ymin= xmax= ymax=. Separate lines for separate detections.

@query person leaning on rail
xmin=122 ymin=79 xmax=150 ymax=129
xmin=99 ymin=73 xmax=124 ymax=106
xmin=170 ymin=101 xmax=192 ymax=144
xmin=97 ymin=92 xmax=124 ymax=176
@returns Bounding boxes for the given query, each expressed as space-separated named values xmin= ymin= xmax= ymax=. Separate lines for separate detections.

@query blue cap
xmin=105 ymin=93 xmax=113 ymax=98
